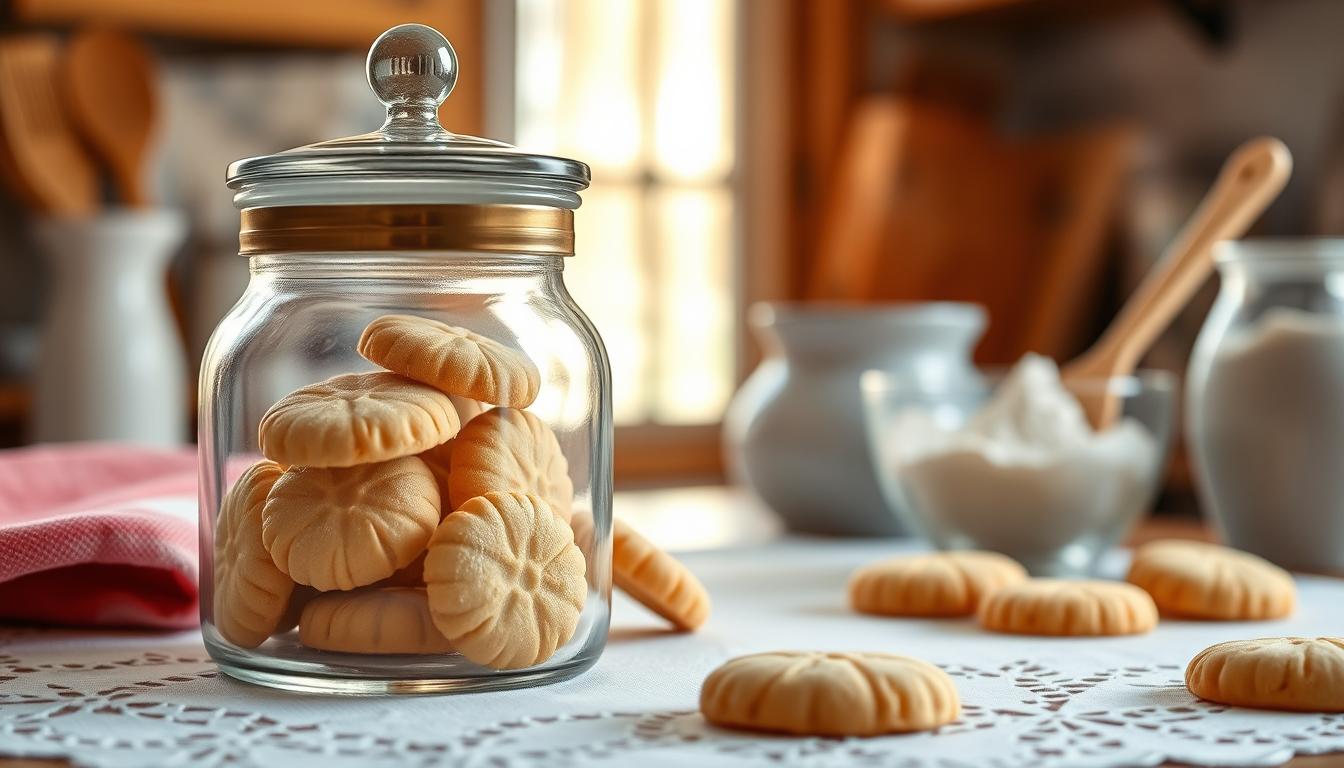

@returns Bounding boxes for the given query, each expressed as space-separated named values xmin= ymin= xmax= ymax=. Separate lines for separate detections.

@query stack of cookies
xmin=213 ymin=314 xmax=587 ymax=669
xmin=213 ymin=313 xmax=713 ymax=669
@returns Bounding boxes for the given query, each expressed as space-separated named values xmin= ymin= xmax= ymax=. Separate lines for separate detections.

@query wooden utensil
xmin=0 ymin=36 xmax=97 ymax=214
xmin=62 ymin=28 xmax=158 ymax=207
xmin=1062 ymin=136 xmax=1293 ymax=429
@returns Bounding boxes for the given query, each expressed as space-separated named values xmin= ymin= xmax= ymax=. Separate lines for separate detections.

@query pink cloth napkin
xmin=0 ymin=443 xmax=202 ymax=629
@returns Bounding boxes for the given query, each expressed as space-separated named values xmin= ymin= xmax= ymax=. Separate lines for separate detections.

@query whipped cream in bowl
xmin=861 ymin=355 xmax=1175 ymax=576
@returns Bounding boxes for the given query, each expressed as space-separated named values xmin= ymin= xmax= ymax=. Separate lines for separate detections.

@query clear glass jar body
xmin=198 ymin=249 xmax=613 ymax=693
xmin=1187 ymin=240 xmax=1344 ymax=572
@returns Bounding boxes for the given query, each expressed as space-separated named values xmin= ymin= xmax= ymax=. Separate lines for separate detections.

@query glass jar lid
xmin=225 ymin=24 xmax=591 ymax=210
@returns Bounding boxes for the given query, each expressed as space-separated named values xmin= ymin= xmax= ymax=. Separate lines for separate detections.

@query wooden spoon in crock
xmin=1062 ymin=136 xmax=1293 ymax=429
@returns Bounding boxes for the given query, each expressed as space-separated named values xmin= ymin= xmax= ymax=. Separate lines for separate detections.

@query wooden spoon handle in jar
xmin=1063 ymin=136 xmax=1293 ymax=428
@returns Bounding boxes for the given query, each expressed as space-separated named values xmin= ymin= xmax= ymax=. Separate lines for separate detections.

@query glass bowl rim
xmin=860 ymin=366 xmax=1177 ymax=400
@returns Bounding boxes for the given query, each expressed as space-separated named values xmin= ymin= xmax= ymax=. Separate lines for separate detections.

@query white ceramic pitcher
xmin=32 ymin=209 xmax=188 ymax=446
xmin=724 ymin=302 xmax=985 ymax=536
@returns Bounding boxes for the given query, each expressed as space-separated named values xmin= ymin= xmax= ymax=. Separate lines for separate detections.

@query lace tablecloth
xmin=2 ymin=537 xmax=1342 ymax=768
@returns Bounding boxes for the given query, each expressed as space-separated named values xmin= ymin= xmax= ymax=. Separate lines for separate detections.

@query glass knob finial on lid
xmin=366 ymin=23 xmax=458 ymax=140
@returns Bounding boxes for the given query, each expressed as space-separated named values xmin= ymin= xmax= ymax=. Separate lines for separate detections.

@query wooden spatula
xmin=62 ymin=28 xmax=158 ymax=207
xmin=1062 ymin=136 xmax=1293 ymax=429
xmin=0 ymin=36 xmax=97 ymax=214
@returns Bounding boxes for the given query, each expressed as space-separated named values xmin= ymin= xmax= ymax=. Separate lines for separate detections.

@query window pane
xmin=652 ymin=0 xmax=735 ymax=182
xmin=515 ymin=0 xmax=643 ymax=177
xmin=652 ymin=186 xmax=734 ymax=424
xmin=563 ymin=183 xmax=649 ymax=423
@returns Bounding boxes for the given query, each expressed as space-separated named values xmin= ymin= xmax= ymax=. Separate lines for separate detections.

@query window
xmin=514 ymin=0 xmax=737 ymax=430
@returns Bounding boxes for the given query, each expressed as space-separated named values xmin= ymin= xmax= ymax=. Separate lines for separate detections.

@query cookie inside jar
xmin=214 ymin=314 xmax=587 ymax=669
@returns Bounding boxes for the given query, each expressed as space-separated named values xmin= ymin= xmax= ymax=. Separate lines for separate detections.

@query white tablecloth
xmin=2 ymin=537 xmax=1342 ymax=768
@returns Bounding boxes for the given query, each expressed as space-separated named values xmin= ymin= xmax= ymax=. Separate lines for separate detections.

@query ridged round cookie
xmin=849 ymin=551 xmax=1027 ymax=617
xmin=262 ymin=457 xmax=441 ymax=591
xmin=613 ymin=518 xmax=710 ymax=631
xmin=358 ymin=314 xmax=540 ymax=408
xmin=213 ymin=460 xmax=293 ymax=648
xmin=418 ymin=439 xmax=453 ymax=496
xmin=258 ymin=371 xmax=460 ymax=468
xmin=299 ymin=587 xmax=454 ymax=654
xmin=978 ymin=580 xmax=1158 ymax=636
xmin=448 ymin=408 xmax=574 ymax=522
xmin=424 ymin=492 xmax=587 ymax=670
xmin=700 ymin=651 xmax=960 ymax=736
xmin=1187 ymin=637 xmax=1344 ymax=712
xmin=1126 ymin=539 xmax=1295 ymax=620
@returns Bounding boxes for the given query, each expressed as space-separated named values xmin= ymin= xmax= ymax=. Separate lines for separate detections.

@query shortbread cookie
xmin=978 ymin=580 xmax=1157 ymax=636
xmin=450 ymin=395 xmax=487 ymax=423
xmin=259 ymin=371 xmax=460 ymax=468
xmin=379 ymin=551 xmax=427 ymax=588
xmin=449 ymin=408 xmax=574 ymax=522
xmin=213 ymin=460 xmax=293 ymax=648
xmin=700 ymin=651 xmax=960 ymax=736
xmin=1127 ymin=540 xmax=1295 ymax=620
xmin=276 ymin=585 xmax=320 ymax=635
xmin=424 ymin=492 xmax=586 ymax=670
xmin=570 ymin=506 xmax=596 ymax=556
xmin=613 ymin=519 xmax=710 ymax=631
xmin=299 ymin=587 xmax=454 ymax=654
xmin=358 ymin=314 xmax=540 ymax=408
xmin=1187 ymin=637 xmax=1344 ymax=712
xmin=849 ymin=551 xmax=1027 ymax=617
xmin=262 ymin=457 xmax=440 ymax=591
xmin=418 ymin=439 xmax=453 ymax=496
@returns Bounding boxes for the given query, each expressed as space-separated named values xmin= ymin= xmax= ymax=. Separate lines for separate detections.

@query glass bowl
xmin=860 ymin=368 xmax=1176 ymax=576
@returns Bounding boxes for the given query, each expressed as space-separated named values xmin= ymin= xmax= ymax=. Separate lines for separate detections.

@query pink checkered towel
xmin=0 ymin=443 xmax=201 ymax=629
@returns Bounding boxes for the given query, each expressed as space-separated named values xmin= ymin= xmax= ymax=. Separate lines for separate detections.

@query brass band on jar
xmin=238 ymin=204 xmax=575 ymax=256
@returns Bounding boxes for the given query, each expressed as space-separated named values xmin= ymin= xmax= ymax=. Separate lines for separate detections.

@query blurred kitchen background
xmin=0 ymin=0 xmax=1339 ymax=509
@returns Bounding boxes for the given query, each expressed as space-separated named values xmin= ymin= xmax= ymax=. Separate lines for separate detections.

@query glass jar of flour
xmin=198 ymin=24 xmax=612 ymax=693
xmin=1187 ymin=239 xmax=1344 ymax=573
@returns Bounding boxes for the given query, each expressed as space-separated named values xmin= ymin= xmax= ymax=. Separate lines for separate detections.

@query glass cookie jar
xmin=198 ymin=24 xmax=611 ymax=694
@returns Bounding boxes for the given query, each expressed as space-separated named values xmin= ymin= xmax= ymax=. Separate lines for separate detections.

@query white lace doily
xmin=2 ymin=539 xmax=1342 ymax=768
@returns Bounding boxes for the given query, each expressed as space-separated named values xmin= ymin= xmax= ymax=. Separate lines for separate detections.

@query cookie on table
xmin=262 ymin=456 xmax=441 ymax=591
xmin=424 ymin=492 xmax=587 ymax=670
xmin=612 ymin=518 xmax=710 ymax=631
xmin=978 ymin=579 xmax=1157 ymax=636
xmin=700 ymin=651 xmax=960 ymax=736
xmin=358 ymin=314 xmax=540 ymax=408
xmin=212 ymin=460 xmax=293 ymax=648
xmin=299 ymin=587 xmax=454 ymax=655
xmin=1186 ymin=637 xmax=1344 ymax=712
xmin=849 ymin=551 xmax=1027 ymax=617
xmin=1126 ymin=539 xmax=1295 ymax=620
xmin=259 ymin=371 xmax=460 ymax=468
xmin=449 ymin=407 xmax=574 ymax=522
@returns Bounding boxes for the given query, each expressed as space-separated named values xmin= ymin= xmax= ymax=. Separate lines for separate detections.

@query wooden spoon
xmin=1062 ymin=136 xmax=1293 ymax=429
xmin=62 ymin=28 xmax=158 ymax=207
xmin=0 ymin=36 xmax=97 ymax=214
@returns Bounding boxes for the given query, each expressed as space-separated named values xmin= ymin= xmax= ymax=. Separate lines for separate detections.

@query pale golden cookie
xmin=613 ymin=518 xmax=710 ymax=631
xmin=450 ymin=395 xmax=487 ymax=423
xmin=1187 ymin=637 xmax=1344 ymax=712
xmin=424 ymin=492 xmax=586 ymax=670
xmin=212 ymin=460 xmax=293 ymax=648
xmin=570 ymin=506 xmax=596 ymax=556
xmin=379 ymin=551 xmax=427 ymax=588
xmin=358 ymin=314 xmax=540 ymax=408
xmin=276 ymin=585 xmax=320 ymax=635
xmin=449 ymin=408 xmax=574 ymax=522
xmin=1126 ymin=539 xmax=1295 ymax=620
xmin=258 ymin=371 xmax=460 ymax=468
xmin=849 ymin=551 xmax=1027 ymax=617
xmin=700 ymin=651 xmax=960 ymax=736
xmin=262 ymin=457 xmax=441 ymax=591
xmin=978 ymin=579 xmax=1157 ymax=636
xmin=299 ymin=587 xmax=454 ymax=654
xmin=418 ymin=439 xmax=453 ymax=497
